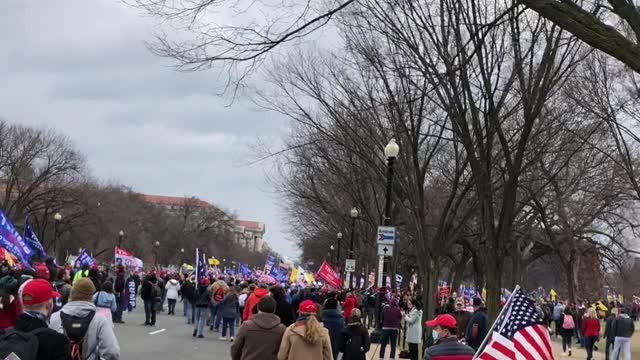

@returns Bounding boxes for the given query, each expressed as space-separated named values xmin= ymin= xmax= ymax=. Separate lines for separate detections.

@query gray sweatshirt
xmin=49 ymin=301 xmax=120 ymax=360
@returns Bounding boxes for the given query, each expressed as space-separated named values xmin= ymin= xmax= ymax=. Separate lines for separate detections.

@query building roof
xmin=235 ymin=220 xmax=264 ymax=231
xmin=142 ymin=194 xmax=214 ymax=208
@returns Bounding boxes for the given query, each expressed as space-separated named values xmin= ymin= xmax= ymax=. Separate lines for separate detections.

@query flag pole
xmin=472 ymin=284 xmax=521 ymax=359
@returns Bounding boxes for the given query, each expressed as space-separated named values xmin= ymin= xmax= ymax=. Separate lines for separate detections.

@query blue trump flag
xmin=239 ymin=263 xmax=253 ymax=277
xmin=74 ymin=249 xmax=96 ymax=268
xmin=0 ymin=209 xmax=36 ymax=266
xmin=196 ymin=248 xmax=207 ymax=284
xmin=270 ymin=266 xmax=288 ymax=283
xmin=24 ymin=217 xmax=46 ymax=259
xmin=264 ymin=255 xmax=276 ymax=273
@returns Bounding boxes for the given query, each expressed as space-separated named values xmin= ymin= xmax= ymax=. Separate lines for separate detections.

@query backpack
xmin=562 ymin=313 xmax=575 ymax=330
xmin=214 ymin=288 xmax=224 ymax=302
xmin=151 ymin=283 xmax=161 ymax=300
xmin=61 ymin=310 xmax=96 ymax=360
xmin=0 ymin=328 xmax=47 ymax=360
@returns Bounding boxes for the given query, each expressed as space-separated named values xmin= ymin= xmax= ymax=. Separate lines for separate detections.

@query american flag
xmin=477 ymin=288 xmax=554 ymax=360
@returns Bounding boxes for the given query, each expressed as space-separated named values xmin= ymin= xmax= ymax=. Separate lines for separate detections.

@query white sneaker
xmin=229 ymin=337 xmax=234 ymax=342
xmin=219 ymin=336 xmax=226 ymax=341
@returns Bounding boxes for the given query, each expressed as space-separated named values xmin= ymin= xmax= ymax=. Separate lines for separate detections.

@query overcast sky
xmin=0 ymin=1 xmax=298 ymax=257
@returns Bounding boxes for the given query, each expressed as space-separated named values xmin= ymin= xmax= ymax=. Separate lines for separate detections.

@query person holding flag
xmin=423 ymin=314 xmax=475 ymax=360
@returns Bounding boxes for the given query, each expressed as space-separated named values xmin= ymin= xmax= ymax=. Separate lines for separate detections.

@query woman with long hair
xmin=278 ymin=300 xmax=332 ymax=360
xmin=582 ymin=307 xmax=601 ymax=360
xmin=0 ymin=277 xmax=21 ymax=329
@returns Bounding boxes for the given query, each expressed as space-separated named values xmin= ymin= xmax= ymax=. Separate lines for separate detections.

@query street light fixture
xmin=154 ymin=241 xmax=160 ymax=266
xmin=336 ymin=232 xmax=343 ymax=269
xmin=348 ymin=207 xmax=359 ymax=288
xmin=53 ymin=213 xmax=62 ymax=258
xmin=118 ymin=230 xmax=124 ymax=248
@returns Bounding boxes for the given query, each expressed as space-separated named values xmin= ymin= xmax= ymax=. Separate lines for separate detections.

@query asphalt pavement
xmin=117 ymin=301 xmax=232 ymax=360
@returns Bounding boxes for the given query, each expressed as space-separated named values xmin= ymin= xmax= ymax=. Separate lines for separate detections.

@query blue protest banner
xmin=0 ymin=209 xmax=36 ymax=266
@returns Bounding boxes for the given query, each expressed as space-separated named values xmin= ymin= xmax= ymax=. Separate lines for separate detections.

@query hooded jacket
xmin=277 ymin=321 xmax=333 ymax=360
xmin=243 ymin=287 xmax=270 ymax=321
xmin=381 ymin=300 xmax=402 ymax=329
xmin=405 ymin=308 xmax=423 ymax=344
xmin=342 ymin=295 xmax=358 ymax=318
xmin=180 ymin=280 xmax=195 ymax=302
xmin=165 ymin=279 xmax=180 ymax=300
xmin=321 ymin=309 xmax=344 ymax=359
xmin=13 ymin=313 xmax=71 ymax=360
xmin=231 ymin=312 xmax=286 ymax=360
xmin=49 ymin=301 xmax=120 ymax=360
xmin=218 ymin=291 xmax=239 ymax=319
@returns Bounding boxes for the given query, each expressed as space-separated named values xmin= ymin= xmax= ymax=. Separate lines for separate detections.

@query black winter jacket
xmin=194 ymin=286 xmax=210 ymax=308
xmin=13 ymin=313 xmax=71 ymax=360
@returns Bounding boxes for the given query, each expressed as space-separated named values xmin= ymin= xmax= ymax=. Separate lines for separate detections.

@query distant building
xmin=141 ymin=193 xmax=266 ymax=253
xmin=234 ymin=220 xmax=266 ymax=253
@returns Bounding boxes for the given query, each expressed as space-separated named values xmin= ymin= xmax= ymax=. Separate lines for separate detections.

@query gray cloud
xmin=0 ymin=0 xmax=294 ymax=257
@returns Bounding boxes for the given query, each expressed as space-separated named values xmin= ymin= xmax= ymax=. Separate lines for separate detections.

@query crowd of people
xmin=0 ymin=260 xmax=121 ymax=360
xmin=1 ymin=257 xmax=639 ymax=360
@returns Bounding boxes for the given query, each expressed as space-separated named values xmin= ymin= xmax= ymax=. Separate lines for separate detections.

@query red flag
xmin=316 ymin=261 xmax=341 ymax=288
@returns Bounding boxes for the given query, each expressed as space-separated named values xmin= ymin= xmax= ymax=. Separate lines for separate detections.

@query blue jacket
xmin=322 ymin=309 xmax=345 ymax=359
xmin=465 ymin=309 xmax=488 ymax=350
xmin=218 ymin=293 xmax=239 ymax=319
xmin=93 ymin=291 xmax=117 ymax=312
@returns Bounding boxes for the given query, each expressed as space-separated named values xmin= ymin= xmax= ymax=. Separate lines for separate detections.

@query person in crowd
xmin=342 ymin=292 xmax=358 ymax=321
xmin=465 ymin=298 xmax=488 ymax=351
xmin=6 ymin=279 xmax=71 ymax=360
xmin=231 ymin=296 xmax=286 ymax=360
xmin=451 ymin=298 xmax=472 ymax=340
xmin=92 ymin=281 xmax=117 ymax=326
xmin=52 ymin=269 xmax=72 ymax=311
xmin=113 ymin=266 xmax=126 ymax=323
xmin=553 ymin=300 xmax=566 ymax=337
xmin=363 ymin=289 xmax=376 ymax=329
xmin=604 ymin=307 xmax=619 ymax=360
xmin=243 ymin=283 xmax=270 ymax=321
xmin=272 ymin=285 xmax=295 ymax=326
xmin=0 ymin=276 xmax=21 ymax=329
xmin=277 ymin=300 xmax=332 ymax=360
xmin=559 ymin=306 xmax=577 ymax=356
xmin=379 ymin=296 xmax=402 ymax=360
xmin=140 ymin=273 xmax=160 ymax=326
xmin=50 ymin=278 xmax=119 ymax=360
xmin=611 ymin=307 xmax=635 ymax=360
xmin=338 ymin=308 xmax=370 ymax=360
xmin=181 ymin=276 xmax=196 ymax=324
xmin=219 ymin=286 xmax=239 ymax=341
xmin=88 ymin=268 xmax=101 ymax=293
xmin=424 ymin=314 xmax=475 ymax=360
xmin=193 ymin=278 xmax=211 ymax=338
xmin=165 ymin=276 xmax=180 ymax=315
xmin=210 ymin=279 xmax=227 ymax=331
xmin=581 ymin=307 xmax=600 ymax=360
xmin=374 ymin=287 xmax=387 ymax=329
xmin=238 ymin=284 xmax=252 ymax=324
xmin=405 ymin=299 xmax=423 ymax=360
xmin=321 ymin=297 xmax=344 ymax=360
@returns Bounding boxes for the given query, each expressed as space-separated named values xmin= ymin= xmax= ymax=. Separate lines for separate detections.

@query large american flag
xmin=477 ymin=288 xmax=554 ymax=360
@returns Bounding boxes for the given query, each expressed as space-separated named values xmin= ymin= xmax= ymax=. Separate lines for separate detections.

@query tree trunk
xmin=485 ymin=253 xmax=502 ymax=321
xmin=566 ymin=258 xmax=577 ymax=303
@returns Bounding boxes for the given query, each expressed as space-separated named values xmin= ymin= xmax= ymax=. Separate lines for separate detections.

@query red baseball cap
xmin=298 ymin=299 xmax=318 ymax=313
xmin=425 ymin=314 xmax=457 ymax=328
xmin=21 ymin=279 xmax=60 ymax=305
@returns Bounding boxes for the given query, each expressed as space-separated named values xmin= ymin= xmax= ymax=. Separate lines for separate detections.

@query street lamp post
xmin=336 ymin=232 xmax=343 ymax=271
xmin=154 ymin=241 xmax=160 ymax=267
xmin=348 ymin=207 xmax=359 ymax=288
xmin=53 ymin=213 xmax=62 ymax=259
xmin=118 ymin=230 xmax=124 ymax=248
xmin=375 ymin=139 xmax=399 ymax=331
xmin=330 ymin=245 xmax=335 ymax=264
xmin=180 ymin=248 xmax=185 ymax=265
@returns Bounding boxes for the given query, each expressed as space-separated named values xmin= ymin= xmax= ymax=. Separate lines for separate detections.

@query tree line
xmin=0 ymin=120 xmax=269 ymax=268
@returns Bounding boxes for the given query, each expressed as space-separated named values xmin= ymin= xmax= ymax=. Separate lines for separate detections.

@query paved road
xmin=117 ymin=301 xmax=232 ymax=360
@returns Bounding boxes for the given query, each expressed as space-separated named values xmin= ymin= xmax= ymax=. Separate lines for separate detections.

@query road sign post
xmin=377 ymin=244 xmax=393 ymax=257
xmin=376 ymin=255 xmax=384 ymax=288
